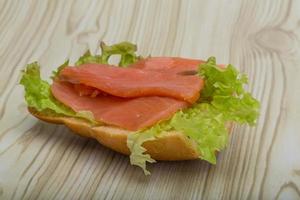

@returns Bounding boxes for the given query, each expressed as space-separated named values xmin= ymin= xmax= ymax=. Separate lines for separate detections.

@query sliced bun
xmin=29 ymin=108 xmax=231 ymax=161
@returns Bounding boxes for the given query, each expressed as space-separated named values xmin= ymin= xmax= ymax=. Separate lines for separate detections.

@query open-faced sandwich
xmin=20 ymin=42 xmax=260 ymax=174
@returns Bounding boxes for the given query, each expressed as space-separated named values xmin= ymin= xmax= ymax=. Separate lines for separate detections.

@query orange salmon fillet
xmin=59 ymin=63 xmax=203 ymax=104
xmin=51 ymin=81 xmax=187 ymax=131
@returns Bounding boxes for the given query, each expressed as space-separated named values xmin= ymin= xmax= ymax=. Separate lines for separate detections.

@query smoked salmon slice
xmin=59 ymin=63 xmax=203 ymax=104
xmin=51 ymin=81 xmax=188 ymax=131
xmin=51 ymin=57 xmax=205 ymax=130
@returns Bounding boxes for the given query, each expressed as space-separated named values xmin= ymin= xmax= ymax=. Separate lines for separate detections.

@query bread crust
xmin=29 ymin=107 xmax=231 ymax=161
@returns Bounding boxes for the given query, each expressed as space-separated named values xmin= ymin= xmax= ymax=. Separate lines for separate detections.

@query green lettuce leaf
xmin=127 ymin=128 xmax=157 ymax=175
xmin=127 ymin=123 xmax=172 ymax=175
xmin=20 ymin=62 xmax=96 ymax=122
xmin=127 ymin=56 xmax=260 ymax=174
xmin=100 ymin=41 xmax=141 ymax=67
xmin=75 ymin=41 xmax=141 ymax=67
xmin=170 ymin=104 xmax=228 ymax=164
xmin=200 ymin=57 xmax=260 ymax=125
xmin=20 ymin=62 xmax=75 ymax=116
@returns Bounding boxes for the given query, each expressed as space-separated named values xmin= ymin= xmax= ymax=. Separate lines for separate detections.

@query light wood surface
xmin=1 ymin=0 xmax=300 ymax=199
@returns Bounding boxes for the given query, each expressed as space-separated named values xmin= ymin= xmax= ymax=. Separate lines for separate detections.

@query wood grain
xmin=1 ymin=0 xmax=300 ymax=199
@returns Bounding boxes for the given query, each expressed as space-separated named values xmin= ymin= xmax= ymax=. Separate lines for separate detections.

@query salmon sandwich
xmin=20 ymin=42 xmax=260 ymax=174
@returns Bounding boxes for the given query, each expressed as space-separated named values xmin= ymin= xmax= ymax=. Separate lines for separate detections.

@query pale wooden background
xmin=0 ymin=0 xmax=300 ymax=199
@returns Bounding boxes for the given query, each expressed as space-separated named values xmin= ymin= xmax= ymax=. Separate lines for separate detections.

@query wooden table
xmin=1 ymin=0 xmax=300 ymax=199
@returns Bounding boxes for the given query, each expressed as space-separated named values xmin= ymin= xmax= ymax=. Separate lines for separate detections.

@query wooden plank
xmin=0 ymin=0 xmax=300 ymax=199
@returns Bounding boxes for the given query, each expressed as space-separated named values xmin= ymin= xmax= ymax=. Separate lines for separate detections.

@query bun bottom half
xmin=29 ymin=108 xmax=231 ymax=161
